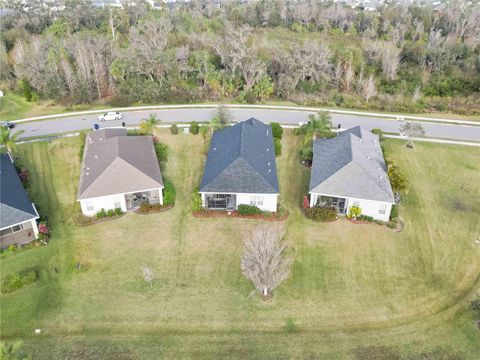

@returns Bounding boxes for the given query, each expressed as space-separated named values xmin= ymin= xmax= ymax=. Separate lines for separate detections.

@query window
xmin=86 ymin=200 xmax=94 ymax=212
xmin=250 ymin=195 xmax=264 ymax=207
xmin=114 ymin=198 xmax=122 ymax=209
xmin=12 ymin=224 xmax=23 ymax=232
xmin=379 ymin=204 xmax=387 ymax=215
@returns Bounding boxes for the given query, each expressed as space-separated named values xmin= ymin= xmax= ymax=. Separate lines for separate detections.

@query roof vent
xmin=268 ymin=162 xmax=271 ymax=166
xmin=86 ymin=172 xmax=89 ymax=176
xmin=266 ymin=129 xmax=269 ymax=136
xmin=213 ymin=146 xmax=217 ymax=151
xmin=379 ymin=175 xmax=383 ymax=179
xmin=367 ymin=156 xmax=371 ymax=160
xmin=94 ymin=155 xmax=98 ymax=159
xmin=99 ymin=137 xmax=103 ymax=141
xmin=268 ymin=169 xmax=271 ymax=173
xmin=267 ymin=147 xmax=270 ymax=151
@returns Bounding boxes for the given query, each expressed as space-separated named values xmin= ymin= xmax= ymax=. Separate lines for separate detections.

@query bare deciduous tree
xmin=362 ymin=74 xmax=377 ymax=103
xmin=399 ymin=121 xmax=425 ymax=149
xmin=241 ymin=225 xmax=292 ymax=298
xmin=140 ymin=265 xmax=154 ymax=288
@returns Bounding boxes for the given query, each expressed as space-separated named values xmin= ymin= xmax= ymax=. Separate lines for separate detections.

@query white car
xmin=98 ymin=111 xmax=122 ymax=122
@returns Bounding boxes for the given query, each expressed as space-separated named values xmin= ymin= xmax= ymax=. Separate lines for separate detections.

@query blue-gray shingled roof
xmin=0 ymin=153 xmax=38 ymax=229
xmin=200 ymin=118 xmax=279 ymax=194
xmin=309 ymin=126 xmax=395 ymax=203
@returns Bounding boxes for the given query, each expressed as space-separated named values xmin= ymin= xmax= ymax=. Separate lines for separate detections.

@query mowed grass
xmin=1 ymin=130 xmax=479 ymax=359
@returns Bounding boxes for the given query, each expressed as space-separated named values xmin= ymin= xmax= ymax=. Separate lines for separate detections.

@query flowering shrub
xmin=302 ymin=196 xmax=310 ymax=210
xmin=38 ymin=223 xmax=50 ymax=236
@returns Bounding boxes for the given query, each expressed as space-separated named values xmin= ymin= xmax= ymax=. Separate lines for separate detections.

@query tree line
xmin=1 ymin=0 xmax=479 ymax=114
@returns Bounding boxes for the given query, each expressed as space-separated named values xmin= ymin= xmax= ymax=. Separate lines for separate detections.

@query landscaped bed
xmin=1 ymin=130 xmax=479 ymax=359
xmin=192 ymin=209 xmax=289 ymax=221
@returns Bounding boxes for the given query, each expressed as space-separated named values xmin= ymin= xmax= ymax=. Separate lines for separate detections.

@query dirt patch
xmin=193 ymin=210 xmax=289 ymax=222
xmin=451 ymin=199 xmax=468 ymax=212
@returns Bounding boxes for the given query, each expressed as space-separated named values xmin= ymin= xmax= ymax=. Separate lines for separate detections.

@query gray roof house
xmin=199 ymin=118 xmax=279 ymax=212
xmin=77 ymin=128 xmax=164 ymax=216
xmin=308 ymin=126 xmax=395 ymax=221
xmin=1 ymin=153 xmax=39 ymax=248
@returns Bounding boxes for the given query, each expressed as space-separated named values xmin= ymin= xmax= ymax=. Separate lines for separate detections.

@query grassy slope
xmin=1 ymin=131 xmax=479 ymax=359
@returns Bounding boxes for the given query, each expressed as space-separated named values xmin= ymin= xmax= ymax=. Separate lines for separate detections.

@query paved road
xmin=15 ymin=108 xmax=480 ymax=142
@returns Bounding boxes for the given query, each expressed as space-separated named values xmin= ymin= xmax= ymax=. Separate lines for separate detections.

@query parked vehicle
xmin=98 ymin=111 xmax=122 ymax=122
xmin=1 ymin=121 xmax=15 ymax=129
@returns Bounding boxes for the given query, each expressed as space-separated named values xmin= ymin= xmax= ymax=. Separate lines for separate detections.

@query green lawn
xmin=1 ymin=130 xmax=479 ymax=359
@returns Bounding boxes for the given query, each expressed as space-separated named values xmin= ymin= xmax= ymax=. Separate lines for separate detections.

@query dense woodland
xmin=1 ymin=0 xmax=479 ymax=114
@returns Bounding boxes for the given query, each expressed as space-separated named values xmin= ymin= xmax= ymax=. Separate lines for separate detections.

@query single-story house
xmin=0 ymin=153 xmax=39 ymax=248
xmin=308 ymin=126 xmax=395 ymax=221
xmin=77 ymin=128 xmax=164 ymax=217
xmin=199 ymin=118 xmax=279 ymax=212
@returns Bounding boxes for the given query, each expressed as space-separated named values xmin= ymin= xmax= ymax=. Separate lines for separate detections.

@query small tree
xmin=241 ymin=225 xmax=292 ymax=298
xmin=170 ymin=124 xmax=179 ymax=135
xmin=140 ymin=265 xmax=154 ymax=288
xmin=211 ymin=103 xmax=232 ymax=130
xmin=399 ymin=121 xmax=425 ymax=149
xmin=273 ymin=138 xmax=282 ymax=156
xmin=1 ymin=128 xmax=24 ymax=154
xmin=388 ymin=163 xmax=408 ymax=198
xmin=140 ymin=113 xmax=160 ymax=135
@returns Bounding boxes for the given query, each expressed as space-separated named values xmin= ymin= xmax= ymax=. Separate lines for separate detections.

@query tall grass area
xmin=1 ymin=131 xmax=479 ymax=359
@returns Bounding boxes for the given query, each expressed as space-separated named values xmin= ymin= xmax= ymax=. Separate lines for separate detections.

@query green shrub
xmin=7 ymin=245 xmax=16 ymax=253
xmin=270 ymin=122 xmax=283 ymax=140
xmin=1 ymin=269 xmax=38 ymax=294
xmin=237 ymin=204 xmax=262 ymax=215
xmin=470 ymin=297 xmax=480 ymax=317
xmin=274 ymin=138 xmax=282 ymax=156
xmin=170 ymin=124 xmax=179 ymax=135
xmin=387 ymin=221 xmax=397 ymax=229
xmin=107 ymin=209 xmax=115 ymax=217
xmin=96 ymin=208 xmax=107 ymax=218
xmin=191 ymin=189 xmax=204 ymax=212
xmin=371 ymin=128 xmax=385 ymax=141
xmin=389 ymin=204 xmax=398 ymax=221
xmin=114 ymin=207 xmax=122 ymax=216
xmin=284 ymin=318 xmax=299 ymax=333
xmin=155 ymin=143 xmax=169 ymax=163
xmin=200 ymin=125 xmax=210 ymax=139
xmin=73 ymin=213 xmax=93 ymax=226
xmin=163 ymin=181 xmax=176 ymax=205
xmin=190 ymin=121 xmax=200 ymax=135
xmin=305 ymin=206 xmax=337 ymax=222
xmin=357 ymin=215 xmax=374 ymax=222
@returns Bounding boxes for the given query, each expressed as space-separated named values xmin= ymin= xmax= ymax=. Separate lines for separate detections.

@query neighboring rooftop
xmin=77 ymin=128 xmax=163 ymax=200
xmin=200 ymin=118 xmax=279 ymax=194
xmin=309 ymin=126 xmax=394 ymax=203
xmin=0 ymin=153 xmax=38 ymax=229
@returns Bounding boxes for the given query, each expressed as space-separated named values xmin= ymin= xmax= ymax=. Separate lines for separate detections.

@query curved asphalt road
xmin=15 ymin=108 xmax=480 ymax=142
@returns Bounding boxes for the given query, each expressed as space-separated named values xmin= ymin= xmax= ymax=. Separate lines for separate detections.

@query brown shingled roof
xmin=77 ymin=129 xmax=163 ymax=200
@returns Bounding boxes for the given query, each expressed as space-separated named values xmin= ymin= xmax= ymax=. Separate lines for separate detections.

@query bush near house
xmin=190 ymin=121 xmax=200 ymax=135
xmin=1 ymin=269 xmax=38 ymax=294
xmin=137 ymin=203 xmax=163 ymax=213
xmin=163 ymin=180 xmax=176 ymax=206
xmin=305 ymin=206 xmax=337 ymax=222
xmin=237 ymin=204 xmax=262 ymax=215
xmin=170 ymin=124 xmax=179 ymax=135
xmin=271 ymin=122 xmax=283 ymax=140
xmin=191 ymin=189 xmax=204 ymax=212
xmin=274 ymin=138 xmax=282 ymax=156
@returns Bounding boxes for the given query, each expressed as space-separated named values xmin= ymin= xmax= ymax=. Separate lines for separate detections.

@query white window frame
xmin=12 ymin=224 xmax=24 ymax=232
xmin=86 ymin=200 xmax=94 ymax=212
xmin=378 ymin=204 xmax=387 ymax=215
xmin=250 ymin=195 xmax=264 ymax=207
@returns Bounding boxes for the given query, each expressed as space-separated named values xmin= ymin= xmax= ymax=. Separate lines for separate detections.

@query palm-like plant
xmin=140 ymin=113 xmax=161 ymax=135
xmin=0 ymin=341 xmax=31 ymax=360
xmin=0 ymin=127 xmax=24 ymax=154
xmin=306 ymin=111 xmax=333 ymax=140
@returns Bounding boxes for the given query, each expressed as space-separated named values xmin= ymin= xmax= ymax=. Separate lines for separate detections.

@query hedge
xmin=237 ymin=204 xmax=262 ymax=215
xmin=1 ymin=269 xmax=38 ymax=294
xmin=163 ymin=181 xmax=176 ymax=205
xmin=305 ymin=206 xmax=337 ymax=222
